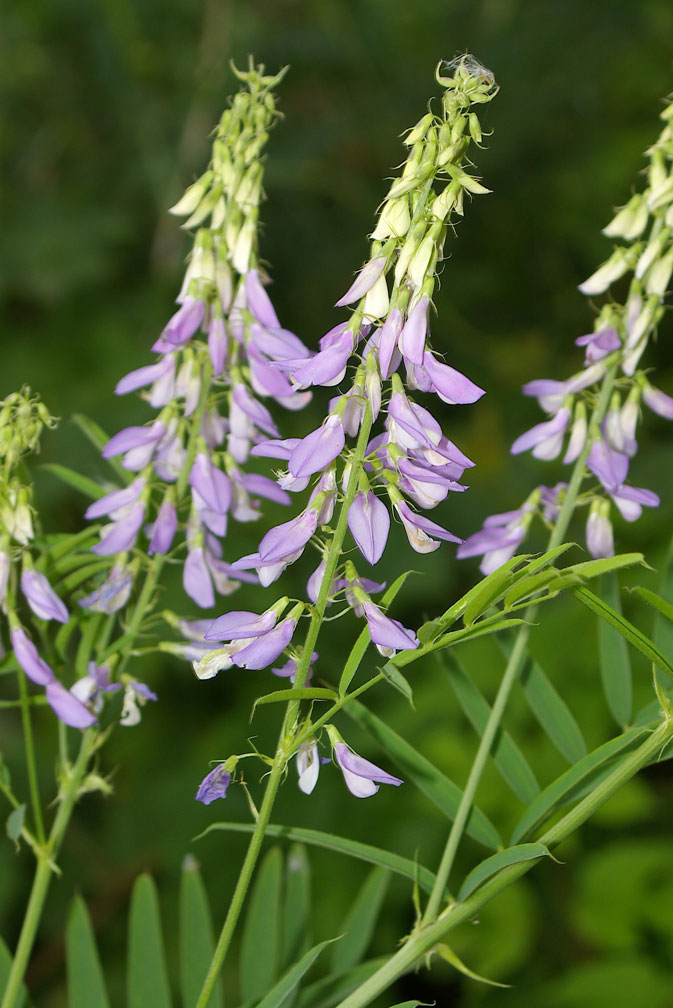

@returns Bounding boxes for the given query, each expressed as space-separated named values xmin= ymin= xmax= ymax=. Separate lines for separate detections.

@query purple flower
xmin=20 ymin=569 xmax=69 ymax=623
xmin=282 ymin=329 xmax=355 ymax=389
xmin=91 ymin=499 xmax=145 ymax=556
xmin=208 ymin=316 xmax=228 ymax=375
xmin=399 ymin=296 xmax=430 ymax=365
xmin=84 ymin=477 xmax=146 ymax=521
xmin=45 ymin=680 xmax=97 ymax=729
xmin=246 ymin=269 xmax=281 ymax=328
xmin=642 ymin=383 xmax=673 ymax=419
xmin=575 ymin=326 xmax=620 ymax=365
xmin=335 ymin=257 xmax=387 ymax=307
xmin=184 ymin=546 xmax=215 ymax=608
xmin=148 ymin=496 xmax=178 ymax=555
xmin=362 ymin=600 xmax=419 ymax=656
xmin=394 ymin=499 xmax=461 ymax=553
xmin=378 ymin=308 xmax=404 ymax=378
xmin=78 ymin=562 xmax=133 ymax=613
xmin=232 ymin=619 xmax=297 ymax=670
xmin=189 ymin=454 xmax=231 ymax=516
xmin=102 ymin=422 xmax=166 ymax=470
xmin=70 ymin=662 xmax=121 ymax=713
xmin=334 ymin=741 xmax=403 ymax=798
xmin=205 ymin=608 xmax=278 ymax=642
xmin=347 ymin=491 xmax=390 ymax=564
xmin=257 ymin=509 xmax=319 ymax=565
xmin=288 ymin=416 xmax=345 ymax=478
xmin=511 ymin=407 xmax=571 ymax=460
xmin=421 ymin=351 xmax=485 ymax=405
xmin=586 ymin=501 xmax=614 ymax=558
xmin=457 ymin=500 xmax=534 ymax=575
xmin=115 ymin=357 xmax=174 ymax=396
xmin=152 ymin=296 xmax=205 ymax=352
xmin=196 ymin=764 xmax=231 ymax=804
xmin=11 ymin=627 xmax=54 ymax=685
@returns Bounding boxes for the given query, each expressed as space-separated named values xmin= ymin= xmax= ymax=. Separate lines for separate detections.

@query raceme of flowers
xmin=80 ymin=65 xmax=311 ymax=615
xmin=459 ymin=99 xmax=673 ymax=573
xmin=191 ymin=58 xmax=498 ymax=799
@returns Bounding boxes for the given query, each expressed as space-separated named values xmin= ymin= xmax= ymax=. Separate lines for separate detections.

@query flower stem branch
xmin=421 ymin=361 xmax=619 ymax=925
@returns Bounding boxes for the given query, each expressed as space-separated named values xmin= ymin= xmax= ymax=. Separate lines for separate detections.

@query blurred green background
xmin=2 ymin=0 xmax=673 ymax=1004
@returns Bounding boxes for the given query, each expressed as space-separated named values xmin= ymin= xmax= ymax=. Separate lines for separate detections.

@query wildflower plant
xmin=2 ymin=55 xmax=673 ymax=1008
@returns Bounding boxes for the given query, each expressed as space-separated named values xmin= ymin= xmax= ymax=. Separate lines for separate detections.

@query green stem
xmin=421 ymin=362 xmax=619 ymax=926
xmin=1 ymin=729 xmax=97 ymax=1008
xmin=337 ymin=715 xmax=673 ymax=1008
xmin=196 ymin=402 xmax=375 ymax=1005
xmin=16 ymin=670 xmax=45 ymax=846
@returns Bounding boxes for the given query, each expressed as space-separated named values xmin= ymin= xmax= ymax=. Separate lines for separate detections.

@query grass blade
xmin=127 ymin=874 xmax=172 ymax=1008
xmin=179 ymin=855 xmax=222 ymax=1008
xmin=66 ymin=896 xmax=109 ymax=1008
xmin=0 ymin=934 xmax=33 ymax=1007
xmin=240 ymin=847 xmax=283 ymax=1003
xmin=346 ymin=701 xmax=502 ymax=850
xmin=41 ymin=463 xmax=105 ymax=501
xmin=329 ymin=867 xmax=389 ymax=975
xmin=294 ymin=957 xmax=388 ymax=1008
xmin=598 ymin=574 xmax=632 ymax=726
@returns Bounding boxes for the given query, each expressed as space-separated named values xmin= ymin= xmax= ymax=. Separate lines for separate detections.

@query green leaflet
xmin=41 ymin=463 xmax=105 ymax=501
xmin=295 ymin=957 xmax=388 ymax=1008
xmin=598 ymin=573 xmax=632 ymax=727
xmin=519 ymin=659 xmax=587 ymax=764
xmin=510 ymin=726 xmax=646 ymax=844
xmin=380 ymin=662 xmax=414 ymax=705
xmin=253 ymin=688 xmax=338 ymax=715
xmin=339 ymin=572 xmax=413 ymax=695
xmin=282 ymin=843 xmax=312 ymax=974
xmin=345 ymin=702 xmax=502 ymax=850
xmin=0 ymin=933 xmax=33 ymax=1007
xmin=444 ymin=655 xmax=539 ymax=804
xmin=66 ymin=897 xmax=110 ymax=1008
xmin=253 ymin=939 xmax=332 ymax=1008
xmin=329 ymin=866 xmax=390 ymax=975
xmin=436 ymin=944 xmax=508 ymax=987
xmin=179 ymin=856 xmax=222 ymax=1008
xmin=633 ymin=585 xmax=673 ymax=625
xmin=457 ymin=843 xmax=552 ymax=901
xmin=127 ymin=875 xmax=172 ymax=1008
xmin=240 ymin=847 xmax=283 ymax=1003
xmin=198 ymin=823 xmax=441 ymax=896
xmin=574 ymin=586 xmax=673 ymax=679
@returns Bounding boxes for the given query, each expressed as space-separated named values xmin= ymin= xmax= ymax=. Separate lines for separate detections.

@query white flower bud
xmin=232 ymin=217 xmax=255 ymax=274
xmin=578 ymin=248 xmax=631 ymax=295
xmin=602 ymin=194 xmax=648 ymax=239
xmin=168 ymin=171 xmax=213 ymax=216
xmin=362 ymin=272 xmax=389 ymax=319
xmin=371 ymin=198 xmax=411 ymax=240
xmin=635 ymin=229 xmax=669 ymax=279
xmin=183 ymin=183 xmax=223 ymax=229
xmin=645 ymin=247 xmax=673 ymax=295
xmin=407 ymin=234 xmax=435 ymax=289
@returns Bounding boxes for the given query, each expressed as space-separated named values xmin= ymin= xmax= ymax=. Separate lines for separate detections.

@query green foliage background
xmin=2 ymin=0 xmax=673 ymax=1004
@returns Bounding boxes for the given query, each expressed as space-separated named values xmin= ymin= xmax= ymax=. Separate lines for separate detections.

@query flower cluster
xmin=459 ymin=99 xmax=673 ymax=570
xmin=190 ymin=58 xmax=498 ymax=798
xmin=80 ymin=64 xmax=310 ymax=612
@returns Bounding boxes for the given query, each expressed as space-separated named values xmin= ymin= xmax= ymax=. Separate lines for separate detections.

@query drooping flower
xmin=196 ymin=763 xmax=232 ymax=804
xmin=327 ymin=729 xmax=403 ymax=798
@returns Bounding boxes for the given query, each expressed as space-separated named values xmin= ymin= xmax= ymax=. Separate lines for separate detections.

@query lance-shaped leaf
xmin=282 ymin=844 xmax=312 ymax=974
xmin=240 ymin=847 xmax=283 ymax=1003
xmin=255 ymin=939 xmax=333 ymax=1008
xmin=42 ymin=463 xmax=107 ymax=501
xmin=295 ymin=957 xmax=388 ymax=1008
xmin=519 ymin=658 xmax=587 ymax=765
xmin=510 ymin=726 xmax=646 ymax=844
xmin=457 ymin=843 xmax=553 ymax=901
xmin=345 ymin=702 xmax=502 ymax=849
xmin=197 ymin=823 xmax=441 ymax=896
xmin=574 ymin=586 xmax=673 ymax=680
xmin=329 ymin=867 xmax=390 ymax=975
xmin=66 ymin=897 xmax=110 ymax=1008
xmin=179 ymin=856 xmax=222 ymax=1008
xmin=0 ymin=933 xmax=34 ymax=1008
xmin=598 ymin=573 xmax=632 ymax=727
xmin=436 ymin=944 xmax=509 ymax=987
xmin=444 ymin=656 xmax=539 ymax=804
xmin=127 ymin=875 xmax=172 ymax=1008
